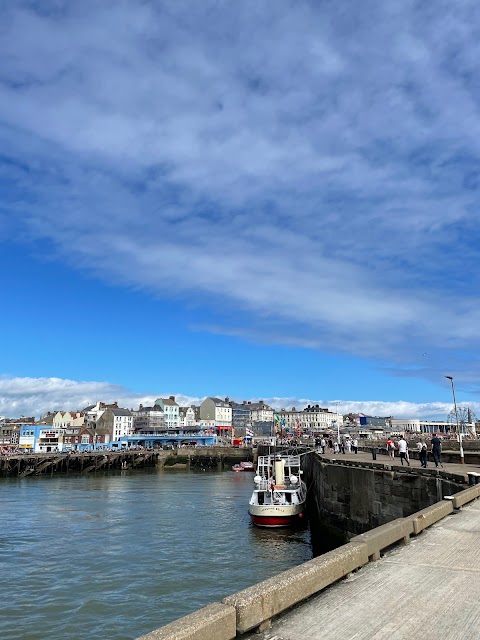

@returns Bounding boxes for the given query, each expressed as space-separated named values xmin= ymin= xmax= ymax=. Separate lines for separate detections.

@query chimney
xmin=169 ymin=396 xmax=175 ymax=401
xmin=139 ymin=404 xmax=143 ymax=410
xmin=225 ymin=397 xmax=230 ymax=403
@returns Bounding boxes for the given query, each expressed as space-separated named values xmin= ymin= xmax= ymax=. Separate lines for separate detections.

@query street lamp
xmin=332 ymin=401 xmax=340 ymax=444
xmin=445 ymin=375 xmax=464 ymax=464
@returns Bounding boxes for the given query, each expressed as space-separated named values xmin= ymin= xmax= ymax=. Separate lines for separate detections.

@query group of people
xmin=317 ymin=437 xmax=359 ymax=455
xmin=385 ymin=434 xmax=443 ymax=468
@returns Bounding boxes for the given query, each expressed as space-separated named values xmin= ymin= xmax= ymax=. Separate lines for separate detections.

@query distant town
xmin=1 ymin=396 xmax=478 ymax=454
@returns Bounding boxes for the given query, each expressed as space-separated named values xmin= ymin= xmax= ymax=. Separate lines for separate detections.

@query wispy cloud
xmin=0 ymin=376 xmax=475 ymax=422
xmin=2 ymin=2 xmax=480 ymax=383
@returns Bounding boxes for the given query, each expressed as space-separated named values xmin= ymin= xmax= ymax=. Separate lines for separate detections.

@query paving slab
xmin=244 ymin=500 xmax=480 ymax=640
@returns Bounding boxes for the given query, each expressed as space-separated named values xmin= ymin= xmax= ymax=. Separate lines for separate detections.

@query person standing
xmin=320 ymin=437 xmax=326 ymax=454
xmin=352 ymin=438 xmax=358 ymax=454
xmin=431 ymin=433 xmax=443 ymax=468
xmin=398 ymin=436 xmax=410 ymax=466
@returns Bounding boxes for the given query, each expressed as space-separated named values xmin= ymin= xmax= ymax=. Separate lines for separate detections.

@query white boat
xmin=248 ymin=453 xmax=307 ymax=527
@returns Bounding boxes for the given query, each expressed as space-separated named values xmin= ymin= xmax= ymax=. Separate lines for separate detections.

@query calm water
xmin=0 ymin=468 xmax=311 ymax=640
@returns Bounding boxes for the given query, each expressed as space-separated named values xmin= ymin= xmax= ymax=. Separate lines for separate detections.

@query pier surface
xmin=320 ymin=449 xmax=480 ymax=480
xmin=246 ymin=498 xmax=480 ymax=640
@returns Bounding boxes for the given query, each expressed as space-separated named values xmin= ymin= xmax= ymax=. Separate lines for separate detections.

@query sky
xmin=1 ymin=1 xmax=480 ymax=420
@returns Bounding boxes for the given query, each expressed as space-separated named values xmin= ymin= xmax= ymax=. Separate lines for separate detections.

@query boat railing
xmin=253 ymin=478 xmax=303 ymax=491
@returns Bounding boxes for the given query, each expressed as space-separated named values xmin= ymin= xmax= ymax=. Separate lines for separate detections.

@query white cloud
xmin=1 ymin=2 xmax=480 ymax=381
xmin=0 ymin=376 xmax=475 ymax=422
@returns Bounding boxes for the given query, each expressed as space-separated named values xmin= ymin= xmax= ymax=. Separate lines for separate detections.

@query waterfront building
xmin=18 ymin=424 xmax=67 ymax=452
xmin=133 ymin=405 xmax=165 ymax=434
xmin=390 ymin=418 xmax=474 ymax=436
xmin=200 ymin=397 xmax=232 ymax=435
xmin=82 ymin=401 xmax=120 ymax=430
xmin=95 ymin=408 xmax=133 ymax=441
xmin=179 ymin=405 xmax=197 ymax=428
xmin=1 ymin=416 xmax=33 ymax=449
xmin=0 ymin=422 xmax=20 ymax=449
xmin=249 ymin=401 xmax=274 ymax=426
xmin=230 ymin=401 xmax=251 ymax=430
xmin=154 ymin=396 xmax=180 ymax=430
xmin=53 ymin=411 xmax=85 ymax=429
xmin=276 ymin=405 xmax=343 ymax=434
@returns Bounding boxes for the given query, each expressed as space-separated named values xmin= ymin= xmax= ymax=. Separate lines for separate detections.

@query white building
xmin=250 ymin=401 xmax=274 ymax=424
xmin=154 ymin=396 xmax=180 ymax=430
xmin=179 ymin=406 xmax=197 ymax=428
xmin=276 ymin=405 xmax=343 ymax=433
xmin=53 ymin=411 xmax=85 ymax=429
xmin=200 ymin=397 xmax=232 ymax=427
xmin=391 ymin=418 xmax=474 ymax=436
xmin=95 ymin=408 xmax=133 ymax=441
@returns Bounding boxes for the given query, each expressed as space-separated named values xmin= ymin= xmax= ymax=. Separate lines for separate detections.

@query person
xmin=345 ymin=439 xmax=351 ymax=454
xmin=352 ymin=438 xmax=358 ymax=454
xmin=386 ymin=438 xmax=395 ymax=458
xmin=418 ymin=439 xmax=428 ymax=468
xmin=431 ymin=433 xmax=443 ymax=468
xmin=333 ymin=441 xmax=340 ymax=454
xmin=320 ymin=437 xmax=326 ymax=454
xmin=397 ymin=435 xmax=410 ymax=466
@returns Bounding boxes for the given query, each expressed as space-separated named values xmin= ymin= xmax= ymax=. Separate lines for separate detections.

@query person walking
xmin=320 ymin=437 xmax=326 ymax=454
xmin=352 ymin=438 xmax=358 ymax=454
xmin=431 ymin=433 xmax=443 ymax=468
xmin=386 ymin=438 xmax=395 ymax=459
xmin=418 ymin=439 xmax=428 ymax=468
xmin=398 ymin=435 xmax=410 ymax=466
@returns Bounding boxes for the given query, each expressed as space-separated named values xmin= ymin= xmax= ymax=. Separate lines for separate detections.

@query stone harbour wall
xmin=303 ymin=454 xmax=465 ymax=554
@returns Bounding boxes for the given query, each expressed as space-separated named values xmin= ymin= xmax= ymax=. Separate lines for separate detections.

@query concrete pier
xmin=247 ymin=498 xmax=480 ymax=640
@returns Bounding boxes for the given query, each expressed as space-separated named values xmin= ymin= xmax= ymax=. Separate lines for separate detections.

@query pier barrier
xmin=136 ymin=603 xmax=236 ymax=640
xmin=406 ymin=500 xmax=454 ymax=535
xmin=136 ymin=483 xmax=480 ymax=640
xmin=222 ymin=542 xmax=368 ymax=633
xmin=451 ymin=483 xmax=480 ymax=509
xmin=350 ymin=518 xmax=414 ymax=561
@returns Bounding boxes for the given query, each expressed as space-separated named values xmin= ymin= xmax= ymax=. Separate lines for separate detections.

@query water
xmin=0 ymin=468 xmax=311 ymax=640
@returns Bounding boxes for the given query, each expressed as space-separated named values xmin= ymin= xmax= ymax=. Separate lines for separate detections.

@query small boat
xmin=232 ymin=461 xmax=255 ymax=472
xmin=248 ymin=453 xmax=307 ymax=527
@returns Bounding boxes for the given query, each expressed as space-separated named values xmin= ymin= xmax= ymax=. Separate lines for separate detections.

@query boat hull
xmin=248 ymin=504 xmax=305 ymax=528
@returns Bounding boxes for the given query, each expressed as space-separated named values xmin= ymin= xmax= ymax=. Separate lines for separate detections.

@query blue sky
xmin=1 ymin=1 xmax=480 ymax=419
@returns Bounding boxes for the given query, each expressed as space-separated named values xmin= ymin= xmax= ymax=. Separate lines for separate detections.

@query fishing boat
xmin=248 ymin=453 xmax=307 ymax=527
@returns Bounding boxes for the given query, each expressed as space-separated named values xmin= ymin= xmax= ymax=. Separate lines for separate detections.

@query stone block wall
xmin=303 ymin=455 xmax=464 ymax=556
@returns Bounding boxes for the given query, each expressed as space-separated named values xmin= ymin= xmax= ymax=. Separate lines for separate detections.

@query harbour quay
xmin=0 ymin=446 xmax=254 ymax=477
xmin=137 ymin=451 xmax=480 ymax=640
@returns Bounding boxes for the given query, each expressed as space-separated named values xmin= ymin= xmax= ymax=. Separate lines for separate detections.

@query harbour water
xmin=0 ymin=468 xmax=311 ymax=640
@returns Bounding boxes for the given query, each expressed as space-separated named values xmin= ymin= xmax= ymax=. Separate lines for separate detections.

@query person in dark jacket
xmin=431 ymin=433 xmax=443 ymax=468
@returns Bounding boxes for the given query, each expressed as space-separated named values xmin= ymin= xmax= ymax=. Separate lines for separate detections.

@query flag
xmin=246 ymin=428 xmax=254 ymax=437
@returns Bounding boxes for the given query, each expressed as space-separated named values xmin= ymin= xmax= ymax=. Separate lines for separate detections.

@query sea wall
xmin=303 ymin=454 xmax=466 ymax=554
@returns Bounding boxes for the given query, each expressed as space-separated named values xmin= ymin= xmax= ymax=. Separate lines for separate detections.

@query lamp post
xmin=335 ymin=401 xmax=340 ymax=444
xmin=445 ymin=375 xmax=464 ymax=464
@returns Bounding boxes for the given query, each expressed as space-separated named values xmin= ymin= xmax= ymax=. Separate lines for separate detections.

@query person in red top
xmin=386 ymin=438 xmax=395 ymax=458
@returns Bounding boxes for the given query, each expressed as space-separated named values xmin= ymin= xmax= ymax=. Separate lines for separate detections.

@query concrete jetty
xmin=248 ymin=497 xmax=480 ymax=640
